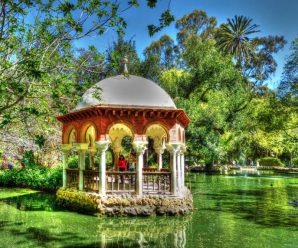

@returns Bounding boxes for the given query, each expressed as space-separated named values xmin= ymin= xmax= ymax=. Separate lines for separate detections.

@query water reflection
xmin=1 ymin=171 xmax=298 ymax=248
xmin=94 ymin=217 xmax=189 ymax=248
xmin=1 ymin=192 xmax=57 ymax=211
xmin=188 ymin=172 xmax=298 ymax=229
xmin=0 ymin=190 xmax=191 ymax=248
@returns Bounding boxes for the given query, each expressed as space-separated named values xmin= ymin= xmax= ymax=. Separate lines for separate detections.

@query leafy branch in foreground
xmin=0 ymin=0 xmax=174 ymax=122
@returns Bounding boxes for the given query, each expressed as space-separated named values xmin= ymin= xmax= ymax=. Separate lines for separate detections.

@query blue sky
xmin=76 ymin=0 xmax=298 ymax=88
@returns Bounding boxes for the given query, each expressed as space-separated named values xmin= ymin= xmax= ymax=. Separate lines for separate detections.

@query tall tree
xmin=278 ymin=36 xmax=298 ymax=105
xmin=215 ymin=15 xmax=259 ymax=67
xmin=216 ymin=16 xmax=286 ymax=87
xmin=105 ymin=36 xmax=141 ymax=76
xmin=159 ymin=37 xmax=251 ymax=163
xmin=140 ymin=53 xmax=162 ymax=83
xmin=144 ymin=34 xmax=178 ymax=70
xmin=0 ymin=0 xmax=174 ymax=160
xmin=175 ymin=10 xmax=217 ymax=46
xmin=0 ymin=0 xmax=130 ymax=119
xmin=0 ymin=0 xmax=174 ymax=120
xmin=277 ymin=36 xmax=298 ymax=150
xmin=244 ymin=35 xmax=286 ymax=85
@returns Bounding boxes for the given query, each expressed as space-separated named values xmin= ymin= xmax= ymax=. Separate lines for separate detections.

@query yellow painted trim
xmin=74 ymin=143 xmax=89 ymax=151
xmin=61 ymin=144 xmax=72 ymax=152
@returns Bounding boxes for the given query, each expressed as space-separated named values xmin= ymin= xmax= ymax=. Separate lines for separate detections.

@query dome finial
xmin=123 ymin=55 xmax=128 ymax=74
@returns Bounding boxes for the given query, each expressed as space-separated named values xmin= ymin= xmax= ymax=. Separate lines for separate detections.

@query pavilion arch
xmin=80 ymin=121 xmax=97 ymax=145
xmin=107 ymin=122 xmax=134 ymax=150
xmin=63 ymin=126 xmax=77 ymax=144
xmin=145 ymin=123 xmax=169 ymax=150
xmin=108 ymin=122 xmax=134 ymax=143
xmin=85 ymin=125 xmax=97 ymax=148
xmin=108 ymin=122 xmax=134 ymax=168
xmin=106 ymin=121 xmax=135 ymax=136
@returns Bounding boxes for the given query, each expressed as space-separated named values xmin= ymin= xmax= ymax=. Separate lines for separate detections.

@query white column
xmin=62 ymin=151 xmax=69 ymax=188
xmin=89 ymin=148 xmax=96 ymax=170
xmin=181 ymin=145 xmax=187 ymax=191
xmin=180 ymin=145 xmax=186 ymax=191
xmin=113 ymin=151 xmax=120 ymax=170
xmin=96 ymin=140 xmax=110 ymax=196
xmin=172 ymin=150 xmax=177 ymax=195
xmin=181 ymin=152 xmax=185 ymax=190
xmin=61 ymin=144 xmax=71 ymax=188
xmin=75 ymin=143 xmax=88 ymax=191
xmin=158 ymin=152 xmax=163 ymax=170
xmin=112 ymin=138 xmax=122 ymax=170
xmin=133 ymin=141 xmax=147 ymax=196
xmin=155 ymin=148 xmax=164 ymax=170
xmin=177 ymin=152 xmax=181 ymax=193
xmin=79 ymin=150 xmax=86 ymax=191
xmin=166 ymin=144 xmax=180 ymax=195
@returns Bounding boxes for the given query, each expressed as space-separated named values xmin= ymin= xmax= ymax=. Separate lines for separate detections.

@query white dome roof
xmin=75 ymin=75 xmax=176 ymax=110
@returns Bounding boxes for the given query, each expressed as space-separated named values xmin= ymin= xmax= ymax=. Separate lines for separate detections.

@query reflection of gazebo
xmin=57 ymin=65 xmax=189 ymax=197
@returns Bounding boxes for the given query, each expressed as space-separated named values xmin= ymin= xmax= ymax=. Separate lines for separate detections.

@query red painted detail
xmin=57 ymin=105 xmax=190 ymax=144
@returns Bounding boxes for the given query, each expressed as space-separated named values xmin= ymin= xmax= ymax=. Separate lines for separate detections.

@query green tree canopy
xmin=215 ymin=15 xmax=259 ymax=66
xmin=278 ymin=36 xmax=298 ymax=106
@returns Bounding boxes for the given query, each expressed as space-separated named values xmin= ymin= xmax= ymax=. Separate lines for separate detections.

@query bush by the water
xmin=258 ymin=157 xmax=284 ymax=167
xmin=56 ymin=189 xmax=97 ymax=214
xmin=0 ymin=167 xmax=62 ymax=192
xmin=292 ymin=158 xmax=298 ymax=168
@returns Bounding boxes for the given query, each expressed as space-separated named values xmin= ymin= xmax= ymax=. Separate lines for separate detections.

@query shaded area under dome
xmin=75 ymin=75 xmax=177 ymax=110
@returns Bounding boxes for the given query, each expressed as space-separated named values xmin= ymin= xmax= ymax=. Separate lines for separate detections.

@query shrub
xmin=150 ymin=163 xmax=158 ymax=168
xmin=56 ymin=189 xmax=97 ymax=214
xmin=258 ymin=157 xmax=284 ymax=167
xmin=22 ymin=150 xmax=37 ymax=167
xmin=0 ymin=166 xmax=62 ymax=192
xmin=198 ymin=160 xmax=205 ymax=165
xmin=292 ymin=158 xmax=298 ymax=168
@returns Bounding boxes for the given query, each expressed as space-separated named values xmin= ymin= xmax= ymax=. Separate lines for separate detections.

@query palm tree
xmin=216 ymin=15 xmax=259 ymax=67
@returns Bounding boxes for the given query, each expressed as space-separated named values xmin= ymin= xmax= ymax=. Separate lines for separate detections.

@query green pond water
xmin=0 ymin=171 xmax=298 ymax=248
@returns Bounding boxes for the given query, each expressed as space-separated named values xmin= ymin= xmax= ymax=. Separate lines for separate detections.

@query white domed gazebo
xmin=57 ymin=66 xmax=189 ymax=197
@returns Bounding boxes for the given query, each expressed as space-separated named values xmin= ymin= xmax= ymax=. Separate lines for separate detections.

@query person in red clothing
xmin=118 ymin=155 xmax=127 ymax=172
xmin=118 ymin=155 xmax=127 ymax=184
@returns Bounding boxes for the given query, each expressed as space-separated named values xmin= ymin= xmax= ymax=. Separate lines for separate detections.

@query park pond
xmin=0 ymin=171 xmax=297 ymax=247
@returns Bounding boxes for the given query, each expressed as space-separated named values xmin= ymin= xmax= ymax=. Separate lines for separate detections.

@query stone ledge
xmin=56 ymin=189 xmax=193 ymax=216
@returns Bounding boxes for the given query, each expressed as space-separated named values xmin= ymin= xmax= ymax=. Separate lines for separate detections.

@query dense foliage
xmin=292 ymin=158 xmax=298 ymax=168
xmin=56 ymin=189 xmax=98 ymax=214
xmin=258 ymin=157 xmax=284 ymax=167
xmin=0 ymin=167 xmax=62 ymax=192
xmin=155 ymin=11 xmax=296 ymax=165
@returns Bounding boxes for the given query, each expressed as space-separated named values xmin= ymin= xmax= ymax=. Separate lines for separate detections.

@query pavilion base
xmin=56 ymin=188 xmax=193 ymax=216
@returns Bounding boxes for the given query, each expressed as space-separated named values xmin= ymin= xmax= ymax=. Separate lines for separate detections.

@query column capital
xmin=166 ymin=143 xmax=180 ymax=154
xmin=74 ymin=143 xmax=89 ymax=151
xmin=112 ymin=145 xmax=122 ymax=153
xmin=133 ymin=141 xmax=148 ymax=155
xmin=180 ymin=145 xmax=187 ymax=153
xmin=61 ymin=144 xmax=72 ymax=153
xmin=154 ymin=147 xmax=165 ymax=155
xmin=99 ymin=134 xmax=110 ymax=141
xmin=95 ymin=140 xmax=110 ymax=152
xmin=133 ymin=134 xmax=147 ymax=143
xmin=88 ymin=147 xmax=97 ymax=154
